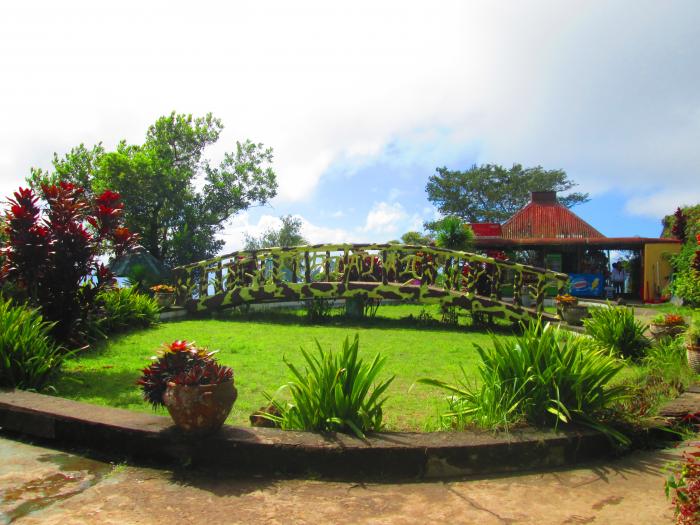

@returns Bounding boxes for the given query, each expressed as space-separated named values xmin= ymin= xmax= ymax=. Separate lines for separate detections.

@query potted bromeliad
xmin=649 ymin=313 xmax=687 ymax=341
xmin=137 ymin=340 xmax=237 ymax=435
xmin=686 ymin=316 xmax=700 ymax=374
xmin=150 ymin=284 xmax=177 ymax=308
xmin=555 ymin=294 xmax=588 ymax=326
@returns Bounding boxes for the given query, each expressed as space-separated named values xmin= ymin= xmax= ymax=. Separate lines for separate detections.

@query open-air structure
xmin=471 ymin=191 xmax=681 ymax=302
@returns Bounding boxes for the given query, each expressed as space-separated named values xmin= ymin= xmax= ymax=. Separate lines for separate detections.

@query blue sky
xmin=1 ymin=1 xmax=698 ymax=252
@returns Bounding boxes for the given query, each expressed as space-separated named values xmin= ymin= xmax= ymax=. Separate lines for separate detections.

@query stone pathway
xmin=0 ymin=432 xmax=692 ymax=524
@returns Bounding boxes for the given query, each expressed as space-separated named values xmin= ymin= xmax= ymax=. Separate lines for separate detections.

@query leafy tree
xmin=426 ymin=163 xmax=589 ymax=223
xmin=662 ymin=204 xmax=700 ymax=305
xmin=27 ymin=112 xmax=277 ymax=267
xmin=399 ymin=231 xmax=433 ymax=246
xmin=244 ymin=215 xmax=306 ymax=250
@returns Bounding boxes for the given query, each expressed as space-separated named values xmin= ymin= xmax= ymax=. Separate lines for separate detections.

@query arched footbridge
xmin=173 ymin=244 xmax=569 ymax=323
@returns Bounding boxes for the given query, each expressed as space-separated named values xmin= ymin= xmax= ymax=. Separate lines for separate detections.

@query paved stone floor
xmin=0 ymin=433 xmax=694 ymax=524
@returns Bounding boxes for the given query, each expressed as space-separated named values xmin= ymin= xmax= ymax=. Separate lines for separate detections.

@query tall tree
xmin=244 ymin=215 xmax=306 ymax=250
xmin=426 ymin=164 xmax=589 ymax=223
xmin=27 ymin=112 xmax=277 ymax=267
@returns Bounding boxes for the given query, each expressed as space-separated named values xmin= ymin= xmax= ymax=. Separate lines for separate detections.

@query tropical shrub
xmin=666 ymin=449 xmax=700 ymax=525
xmin=264 ymin=334 xmax=394 ymax=438
xmin=583 ymin=305 xmax=649 ymax=359
xmin=0 ymin=183 xmax=137 ymax=343
xmin=621 ymin=337 xmax=693 ymax=418
xmin=418 ymin=320 xmax=630 ymax=443
xmin=137 ymin=340 xmax=233 ymax=408
xmin=0 ymin=296 xmax=67 ymax=390
xmin=92 ymin=286 xmax=160 ymax=336
xmin=305 ymin=297 xmax=333 ymax=321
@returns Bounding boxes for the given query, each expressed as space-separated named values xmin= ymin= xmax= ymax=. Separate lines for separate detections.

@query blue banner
xmin=569 ymin=273 xmax=604 ymax=297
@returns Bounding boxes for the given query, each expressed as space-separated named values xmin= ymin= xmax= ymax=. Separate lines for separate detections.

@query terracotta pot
xmin=649 ymin=323 xmax=686 ymax=340
xmin=154 ymin=292 xmax=175 ymax=308
xmin=163 ymin=380 xmax=237 ymax=436
xmin=560 ymin=305 xmax=588 ymax=326
xmin=687 ymin=344 xmax=700 ymax=374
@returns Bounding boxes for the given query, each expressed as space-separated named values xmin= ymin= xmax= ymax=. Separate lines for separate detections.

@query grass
xmin=52 ymin=304 xmax=500 ymax=431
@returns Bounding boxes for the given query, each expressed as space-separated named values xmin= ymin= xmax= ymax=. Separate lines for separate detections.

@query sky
xmin=1 ymin=1 xmax=699 ymax=253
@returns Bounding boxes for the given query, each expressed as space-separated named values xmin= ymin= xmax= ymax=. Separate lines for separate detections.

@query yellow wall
xmin=643 ymin=242 xmax=682 ymax=302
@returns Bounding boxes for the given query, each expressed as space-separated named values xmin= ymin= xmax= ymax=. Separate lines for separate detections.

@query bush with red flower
xmin=137 ymin=340 xmax=233 ymax=408
xmin=0 ymin=183 xmax=137 ymax=343
xmin=666 ymin=448 xmax=700 ymax=525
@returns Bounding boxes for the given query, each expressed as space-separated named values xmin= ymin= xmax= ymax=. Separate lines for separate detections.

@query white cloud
xmin=218 ymin=212 xmax=355 ymax=252
xmin=0 ymin=0 xmax=698 ymax=223
xmin=625 ymin=189 xmax=700 ymax=219
xmin=362 ymin=202 xmax=407 ymax=235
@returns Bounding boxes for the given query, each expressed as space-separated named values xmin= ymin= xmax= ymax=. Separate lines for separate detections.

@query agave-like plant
xmin=0 ymin=296 xmax=68 ymax=390
xmin=583 ymin=305 xmax=649 ymax=359
xmin=264 ymin=334 xmax=394 ymax=438
xmin=419 ymin=319 xmax=630 ymax=444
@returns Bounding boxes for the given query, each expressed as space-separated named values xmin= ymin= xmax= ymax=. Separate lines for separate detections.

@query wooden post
xmin=381 ymin=250 xmax=388 ymax=285
xmin=199 ymin=266 xmax=208 ymax=299
xmin=304 ymin=252 xmax=311 ymax=283
xmin=215 ymin=261 xmax=223 ymax=293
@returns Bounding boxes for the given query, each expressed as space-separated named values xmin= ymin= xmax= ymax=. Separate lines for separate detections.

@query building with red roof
xmin=471 ymin=191 xmax=681 ymax=302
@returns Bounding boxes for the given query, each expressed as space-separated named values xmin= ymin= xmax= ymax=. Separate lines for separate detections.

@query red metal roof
xmin=501 ymin=193 xmax=604 ymax=240
xmin=474 ymin=237 xmax=681 ymax=249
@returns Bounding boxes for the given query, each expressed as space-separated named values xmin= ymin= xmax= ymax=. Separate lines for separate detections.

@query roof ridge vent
xmin=531 ymin=191 xmax=557 ymax=203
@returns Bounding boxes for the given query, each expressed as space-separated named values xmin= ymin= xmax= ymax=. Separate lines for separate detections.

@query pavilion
xmin=471 ymin=191 xmax=681 ymax=302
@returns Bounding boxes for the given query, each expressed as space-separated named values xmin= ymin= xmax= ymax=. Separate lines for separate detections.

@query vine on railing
xmin=173 ymin=244 xmax=568 ymax=316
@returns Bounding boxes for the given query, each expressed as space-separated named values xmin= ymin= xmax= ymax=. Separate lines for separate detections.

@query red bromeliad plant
xmin=0 ymin=183 xmax=137 ymax=343
xmin=137 ymin=340 xmax=234 ymax=408
xmin=666 ymin=449 xmax=700 ymax=525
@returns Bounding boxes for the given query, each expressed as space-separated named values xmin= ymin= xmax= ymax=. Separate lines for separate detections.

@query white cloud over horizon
xmin=1 ymin=0 xmax=698 ymax=238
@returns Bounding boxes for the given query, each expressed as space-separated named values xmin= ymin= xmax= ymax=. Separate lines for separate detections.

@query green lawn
xmin=53 ymin=304 xmax=505 ymax=431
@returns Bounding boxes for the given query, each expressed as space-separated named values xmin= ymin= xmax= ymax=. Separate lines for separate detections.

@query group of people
xmin=610 ymin=262 xmax=626 ymax=297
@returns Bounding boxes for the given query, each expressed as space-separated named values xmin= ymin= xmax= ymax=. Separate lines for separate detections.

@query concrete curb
xmin=0 ymin=390 xmax=638 ymax=480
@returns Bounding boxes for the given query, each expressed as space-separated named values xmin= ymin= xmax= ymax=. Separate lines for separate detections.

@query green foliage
xmin=265 ymin=334 xmax=394 ymax=438
xmin=0 ymin=296 xmax=67 ymax=390
xmin=305 ymin=297 xmax=334 ymax=321
xmin=244 ymin=215 xmax=306 ymax=250
xmin=428 ymin=216 xmax=475 ymax=251
xmin=426 ymin=163 xmax=589 ymax=222
xmin=583 ymin=305 xmax=650 ymax=359
xmin=418 ymin=320 xmax=630 ymax=443
xmin=400 ymin=231 xmax=433 ymax=246
xmin=92 ymin=287 xmax=160 ymax=336
xmin=27 ymin=112 xmax=277 ymax=267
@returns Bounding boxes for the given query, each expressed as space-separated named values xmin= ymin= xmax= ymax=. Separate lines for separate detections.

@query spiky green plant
xmin=264 ymin=334 xmax=394 ymax=438
xmin=419 ymin=320 xmax=630 ymax=443
xmin=0 ymin=296 xmax=67 ymax=390
xmin=93 ymin=286 xmax=160 ymax=335
xmin=583 ymin=305 xmax=650 ymax=359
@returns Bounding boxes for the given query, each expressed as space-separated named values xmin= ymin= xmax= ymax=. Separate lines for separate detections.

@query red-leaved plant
xmin=137 ymin=340 xmax=233 ymax=408
xmin=0 ymin=183 xmax=137 ymax=343
xmin=666 ymin=447 xmax=700 ymax=525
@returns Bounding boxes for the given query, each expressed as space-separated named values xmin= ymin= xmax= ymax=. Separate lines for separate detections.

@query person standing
xmin=611 ymin=262 xmax=626 ymax=297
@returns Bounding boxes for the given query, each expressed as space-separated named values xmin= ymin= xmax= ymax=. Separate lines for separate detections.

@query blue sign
xmin=568 ymin=273 xmax=604 ymax=297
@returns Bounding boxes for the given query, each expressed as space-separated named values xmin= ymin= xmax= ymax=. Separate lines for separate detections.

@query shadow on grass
xmin=173 ymin=307 xmax=521 ymax=336
xmin=51 ymin=367 xmax=146 ymax=410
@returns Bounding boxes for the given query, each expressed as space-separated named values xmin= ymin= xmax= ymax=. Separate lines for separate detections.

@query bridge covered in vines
xmin=173 ymin=243 xmax=569 ymax=323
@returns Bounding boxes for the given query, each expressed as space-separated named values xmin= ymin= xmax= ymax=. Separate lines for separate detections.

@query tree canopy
xmin=425 ymin=163 xmax=589 ymax=223
xmin=28 ymin=112 xmax=277 ymax=267
xmin=244 ymin=215 xmax=306 ymax=250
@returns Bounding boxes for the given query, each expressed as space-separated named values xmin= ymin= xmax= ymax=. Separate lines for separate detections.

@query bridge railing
xmin=173 ymin=243 xmax=569 ymax=313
